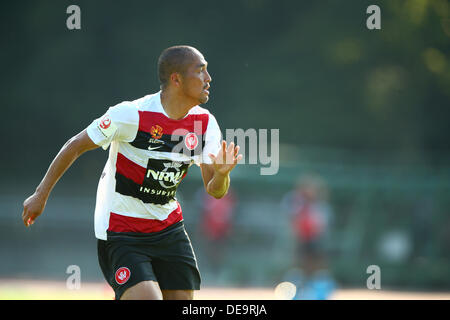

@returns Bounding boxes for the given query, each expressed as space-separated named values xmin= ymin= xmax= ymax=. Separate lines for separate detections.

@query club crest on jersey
xmin=115 ymin=267 xmax=131 ymax=285
xmin=150 ymin=125 xmax=163 ymax=140
xmin=185 ymin=132 xmax=198 ymax=150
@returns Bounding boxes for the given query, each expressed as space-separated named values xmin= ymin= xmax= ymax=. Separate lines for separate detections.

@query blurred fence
xmin=1 ymin=147 xmax=449 ymax=290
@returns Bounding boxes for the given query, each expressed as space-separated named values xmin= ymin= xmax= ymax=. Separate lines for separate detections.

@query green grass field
xmin=1 ymin=279 xmax=449 ymax=300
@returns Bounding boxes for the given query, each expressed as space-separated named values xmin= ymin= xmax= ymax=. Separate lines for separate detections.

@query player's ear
xmin=170 ymin=72 xmax=182 ymax=87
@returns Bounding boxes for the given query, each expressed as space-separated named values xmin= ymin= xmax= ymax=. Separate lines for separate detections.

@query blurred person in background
xmin=281 ymin=173 xmax=335 ymax=299
xmin=196 ymin=187 xmax=237 ymax=284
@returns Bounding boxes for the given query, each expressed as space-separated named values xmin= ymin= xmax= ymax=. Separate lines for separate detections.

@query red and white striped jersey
xmin=86 ymin=91 xmax=222 ymax=240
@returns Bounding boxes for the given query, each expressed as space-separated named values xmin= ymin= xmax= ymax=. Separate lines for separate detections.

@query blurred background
xmin=1 ymin=0 xmax=449 ymax=298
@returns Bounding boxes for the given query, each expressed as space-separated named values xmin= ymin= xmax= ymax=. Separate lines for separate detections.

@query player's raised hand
xmin=208 ymin=141 xmax=243 ymax=176
xmin=22 ymin=192 xmax=47 ymax=227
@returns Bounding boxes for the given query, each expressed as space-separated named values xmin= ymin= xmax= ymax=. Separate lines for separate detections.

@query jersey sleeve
xmin=86 ymin=101 xmax=139 ymax=150
xmin=197 ymin=113 xmax=222 ymax=166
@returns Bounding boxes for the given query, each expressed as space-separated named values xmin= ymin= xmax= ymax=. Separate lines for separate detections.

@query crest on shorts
xmin=150 ymin=125 xmax=163 ymax=140
xmin=115 ymin=267 xmax=131 ymax=285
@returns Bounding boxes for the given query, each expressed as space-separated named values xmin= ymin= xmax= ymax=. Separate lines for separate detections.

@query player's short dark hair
xmin=158 ymin=45 xmax=199 ymax=88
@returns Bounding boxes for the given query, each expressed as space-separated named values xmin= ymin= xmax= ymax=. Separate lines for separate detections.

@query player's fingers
xmin=23 ymin=210 xmax=32 ymax=227
xmin=222 ymin=142 xmax=233 ymax=164
xmin=227 ymin=142 xmax=235 ymax=153
xmin=22 ymin=198 xmax=30 ymax=224
xmin=22 ymin=210 xmax=28 ymax=227
xmin=225 ymin=143 xmax=235 ymax=164
xmin=234 ymin=154 xmax=243 ymax=164
xmin=22 ymin=201 xmax=29 ymax=224
xmin=221 ymin=141 xmax=227 ymax=164
xmin=221 ymin=140 xmax=227 ymax=153
xmin=213 ymin=149 xmax=224 ymax=164
xmin=234 ymin=145 xmax=240 ymax=157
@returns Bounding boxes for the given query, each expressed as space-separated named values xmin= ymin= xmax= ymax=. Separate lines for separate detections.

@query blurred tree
xmin=0 ymin=0 xmax=449 ymax=180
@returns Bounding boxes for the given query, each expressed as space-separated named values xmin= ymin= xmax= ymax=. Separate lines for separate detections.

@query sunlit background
xmin=1 ymin=0 xmax=449 ymax=299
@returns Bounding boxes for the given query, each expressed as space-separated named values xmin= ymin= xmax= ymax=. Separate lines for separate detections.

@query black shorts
xmin=97 ymin=221 xmax=201 ymax=300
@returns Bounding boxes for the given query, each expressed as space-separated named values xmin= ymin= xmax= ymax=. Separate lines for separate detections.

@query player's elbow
xmin=65 ymin=130 xmax=99 ymax=156
xmin=63 ymin=135 xmax=84 ymax=157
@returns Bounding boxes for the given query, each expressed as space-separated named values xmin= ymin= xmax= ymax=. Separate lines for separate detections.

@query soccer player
xmin=21 ymin=45 xmax=242 ymax=300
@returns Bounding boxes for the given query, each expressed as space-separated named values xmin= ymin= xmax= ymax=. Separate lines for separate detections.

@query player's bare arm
xmin=200 ymin=140 xmax=242 ymax=199
xmin=22 ymin=129 xmax=99 ymax=227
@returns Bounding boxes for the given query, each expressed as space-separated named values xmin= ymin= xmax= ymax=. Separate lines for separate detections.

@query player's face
xmin=181 ymin=53 xmax=212 ymax=104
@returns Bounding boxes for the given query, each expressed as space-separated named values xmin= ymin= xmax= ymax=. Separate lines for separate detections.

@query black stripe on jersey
xmin=115 ymin=172 xmax=180 ymax=205
xmin=115 ymin=158 xmax=190 ymax=205
xmin=129 ymin=131 xmax=206 ymax=156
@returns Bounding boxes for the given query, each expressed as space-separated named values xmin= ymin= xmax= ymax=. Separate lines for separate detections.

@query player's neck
xmin=160 ymin=89 xmax=196 ymax=120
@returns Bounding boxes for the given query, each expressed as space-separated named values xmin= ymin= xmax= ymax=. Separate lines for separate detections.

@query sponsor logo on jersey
xmin=185 ymin=132 xmax=198 ymax=150
xmin=138 ymin=187 xmax=177 ymax=196
xmin=148 ymin=138 xmax=164 ymax=144
xmin=115 ymin=267 xmax=131 ymax=285
xmin=146 ymin=167 xmax=186 ymax=188
xmin=99 ymin=115 xmax=111 ymax=129
xmin=98 ymin=114 xmax=117 ymax=138
xmin=141 ymin=161 xmax=187 ymax=192
xmin=148 ymin=145 xmax=163 ymax=151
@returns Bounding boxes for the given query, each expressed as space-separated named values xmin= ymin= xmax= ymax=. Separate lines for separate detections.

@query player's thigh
xmin=121 ymin=280 xmax=163 ymax=300
xmin=161 ymin=289 xmax=194 ymax=300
